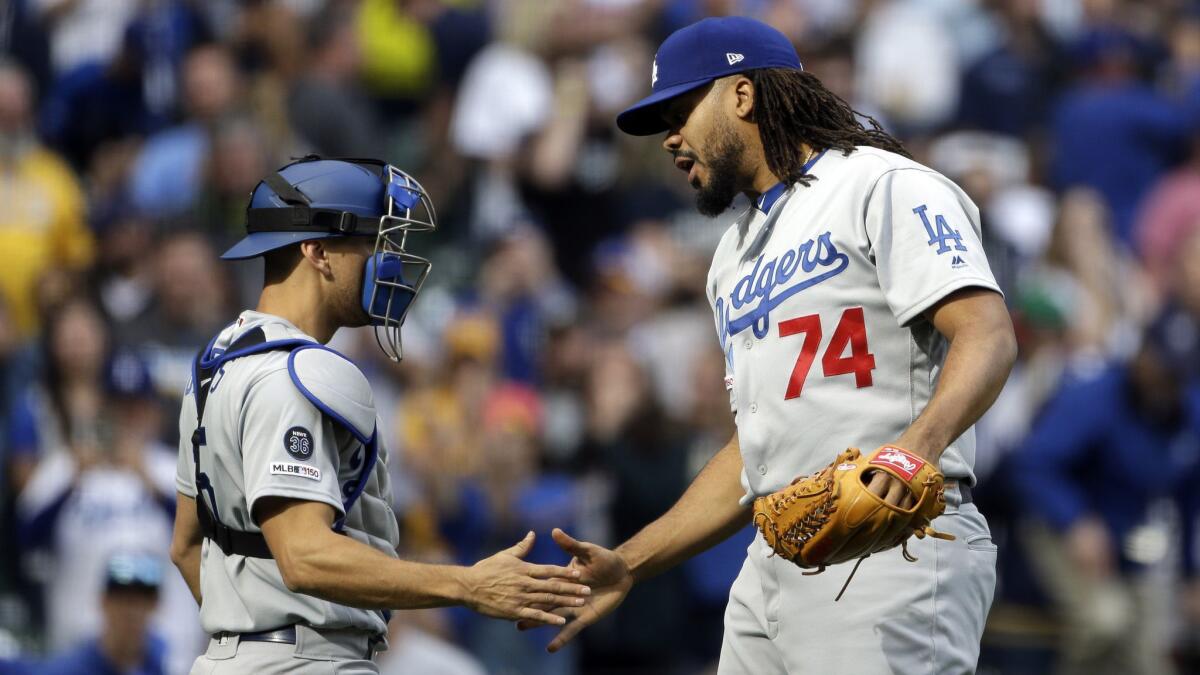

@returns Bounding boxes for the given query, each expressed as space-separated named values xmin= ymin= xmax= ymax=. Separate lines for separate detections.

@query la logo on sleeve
xmin=912 ymin=205 xmax=967 ymax=255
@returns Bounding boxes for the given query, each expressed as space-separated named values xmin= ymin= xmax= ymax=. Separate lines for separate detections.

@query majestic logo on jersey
xmin=726 ymin=52 xmax=744 ymax=65
xmin=869 ymin=446 xmax=925 ymax=481
xmin=270 ymin=462 xmax=321 ymax=481
xmin=284 ymin=426 xmax=314 ymax=461
xmin=913 ymin=205 xmax=967 ymax=255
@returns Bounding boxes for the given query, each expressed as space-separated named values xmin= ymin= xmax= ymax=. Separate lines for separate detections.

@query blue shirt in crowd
xmin=1013 ymin=365 xmax=1200 ymax=572
xmin=1051 ymin=82 xmax=1189 ymax=242
xmin=129 ymin=124 xmax=208 ymax=216
xmin=0 ymin=635 xmax=167 ymax=675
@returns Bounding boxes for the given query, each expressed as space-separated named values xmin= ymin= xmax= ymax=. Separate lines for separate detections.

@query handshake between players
xmin=176 ymin=16 xmax=1012 ymax=673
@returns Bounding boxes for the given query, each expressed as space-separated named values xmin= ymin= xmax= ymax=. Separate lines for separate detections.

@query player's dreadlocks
xmin=747 ymin=68 xmax=910 ymax=187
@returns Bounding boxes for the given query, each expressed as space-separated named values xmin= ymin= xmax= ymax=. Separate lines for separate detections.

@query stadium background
xmin=0 ymin=0 xmax=1199 ymax=673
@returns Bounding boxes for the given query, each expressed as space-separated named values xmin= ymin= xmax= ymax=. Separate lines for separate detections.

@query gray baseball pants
xmin=719 ymin=488 xmax=997 ymax=674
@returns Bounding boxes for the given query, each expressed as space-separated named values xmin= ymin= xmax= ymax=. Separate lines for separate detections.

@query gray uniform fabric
xmin=705 ymin=147 xmax=1001 ymax=671
xmin=718 ymin=489 xmax=997 ymax=674
xmin=175 ymin=311 xmax=400 ymax=647
xmin=706 ymin=147 xmax=1001 ymax=502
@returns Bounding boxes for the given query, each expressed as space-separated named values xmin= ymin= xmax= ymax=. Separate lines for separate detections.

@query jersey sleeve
xmin=240 ymin=368 xmax=345 ymax=522
xmin=176 ymin=379 xmax=198 ymax=498
xmin=864 ymin=168 xmax=1001 ymax=325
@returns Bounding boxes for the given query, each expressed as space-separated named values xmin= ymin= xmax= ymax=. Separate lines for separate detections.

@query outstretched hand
xmin=517 ymin=528 xmax=635 ymax=653
xmin=460 ymin=531 xmax=592 ymax=627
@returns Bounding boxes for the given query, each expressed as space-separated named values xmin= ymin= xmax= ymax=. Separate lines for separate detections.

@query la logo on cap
xmin=651 ymin=59 xmax=658 ymax=86
xmin=727 ymin=52 xmax=744 ymax=65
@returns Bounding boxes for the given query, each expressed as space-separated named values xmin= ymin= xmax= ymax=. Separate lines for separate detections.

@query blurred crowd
xmin=0 ymin=0 xmax=1199 ymax=674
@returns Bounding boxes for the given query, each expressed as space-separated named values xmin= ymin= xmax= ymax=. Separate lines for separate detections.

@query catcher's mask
xmin=222 ymin=156 xmax=436 ymax=361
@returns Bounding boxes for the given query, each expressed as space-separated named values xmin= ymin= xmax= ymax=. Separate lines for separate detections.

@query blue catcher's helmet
xmin=222 ymin=156 xmax=436 ymax=360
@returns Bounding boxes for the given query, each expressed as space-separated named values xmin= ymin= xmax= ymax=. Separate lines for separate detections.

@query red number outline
xmin=822 ymin=307 xmax=876 ymax=388
xmin=779 ymin=314 xmax=821 ymax=400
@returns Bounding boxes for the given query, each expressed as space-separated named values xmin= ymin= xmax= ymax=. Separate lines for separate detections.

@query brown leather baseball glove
xmin=752 ymin=445 xmax=954 ymax=599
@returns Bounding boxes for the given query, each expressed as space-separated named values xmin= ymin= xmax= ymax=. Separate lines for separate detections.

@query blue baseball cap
xmin=616 ymin=16 xmax=802 ymax=136
xmin=105 ymin=349 xmax=156 ymax=400
xmin=104 ymin=552 xmax=164 ymax=592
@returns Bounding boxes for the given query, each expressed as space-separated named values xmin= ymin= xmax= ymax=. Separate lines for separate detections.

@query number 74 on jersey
xmin=778 ymin=306 xmax=875 ymax=400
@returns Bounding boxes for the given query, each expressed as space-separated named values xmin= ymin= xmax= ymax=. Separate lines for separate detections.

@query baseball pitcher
xmin=530 ymin=17 xmax=1016 ymax=674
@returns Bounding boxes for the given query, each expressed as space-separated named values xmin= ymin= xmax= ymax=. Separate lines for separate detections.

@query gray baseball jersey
xmin=705 ymin=146 xmax=1001 ymax=502
xmin=175 ymin=310 xmax=400 ymax=636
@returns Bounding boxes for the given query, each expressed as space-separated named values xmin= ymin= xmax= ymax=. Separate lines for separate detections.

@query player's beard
xmin=695 ymin=115 xmax=747 ymax=217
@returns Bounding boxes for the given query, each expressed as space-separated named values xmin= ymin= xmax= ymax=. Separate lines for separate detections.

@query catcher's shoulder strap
xmin=285 ymin=344 xmax=380 ymax=531
xmin=191 ymin=325 xmax=379 ymax=559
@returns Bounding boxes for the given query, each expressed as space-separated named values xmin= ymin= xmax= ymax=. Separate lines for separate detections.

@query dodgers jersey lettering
xmin=175 ymin=311 xmax=400 ymax=636
xmin=705 ymin=147 xmax=1001 ymax=502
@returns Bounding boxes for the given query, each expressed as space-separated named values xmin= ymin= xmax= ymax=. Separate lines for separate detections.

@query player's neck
xmin=747 ymin=143 xmax=813 ymax=195
xmin=256 ymin=282 xmax=339 ymax=343
xmin=749 ymin=166 xmax=783 ymax=195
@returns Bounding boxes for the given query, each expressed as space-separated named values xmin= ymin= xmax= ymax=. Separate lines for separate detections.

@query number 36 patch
xmin=284 ymin=426 xmax=314 ymax=461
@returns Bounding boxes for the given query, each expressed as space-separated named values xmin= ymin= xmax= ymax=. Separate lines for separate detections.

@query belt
xmin=945 ymin=480 xmax=973 ymax=504
xmin=223 ymin=626 xmax=384 ymax=659
xmin=238 ymin=627 xmax=297 ymax=645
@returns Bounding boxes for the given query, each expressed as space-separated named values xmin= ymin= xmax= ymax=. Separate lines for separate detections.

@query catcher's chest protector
xmin=189 ymin=327 xmax=379 ymax=558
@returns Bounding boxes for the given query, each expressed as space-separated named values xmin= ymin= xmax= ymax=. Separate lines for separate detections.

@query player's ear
xmin=299 ymin=239 xmax=333 ymax=278
xmin=731 ymin=75 xmax=755 ymax=122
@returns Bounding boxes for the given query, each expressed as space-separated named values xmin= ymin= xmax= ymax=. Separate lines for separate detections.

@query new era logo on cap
xmin=726 ymin=52 xmax=744 ymax=65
